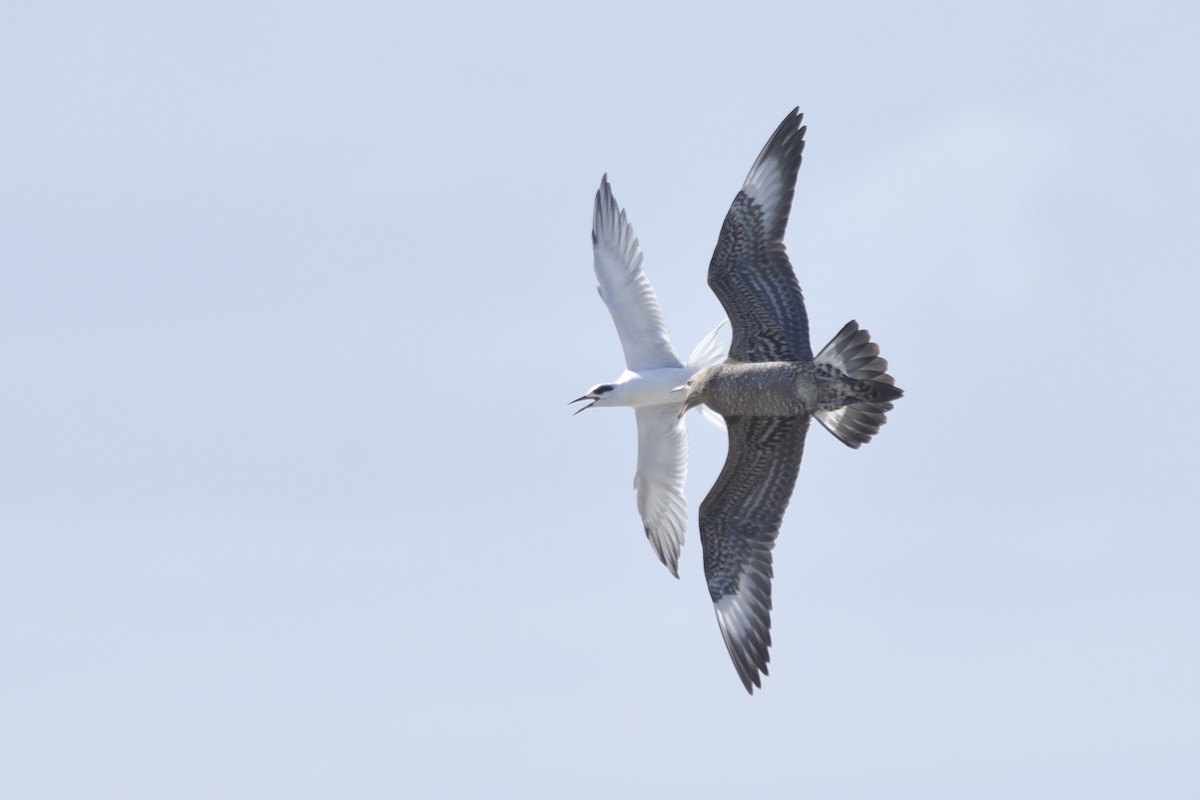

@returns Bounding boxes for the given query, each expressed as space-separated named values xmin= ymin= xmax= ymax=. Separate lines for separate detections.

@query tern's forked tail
xmin=685 ymin=321 xmax=729 ymax=431
xmin=686 ymin=321 xmax=728 ymax=372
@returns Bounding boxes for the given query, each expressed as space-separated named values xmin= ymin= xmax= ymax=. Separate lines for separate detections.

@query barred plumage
xmin=682 ymin=109 xmax=904 ymax=693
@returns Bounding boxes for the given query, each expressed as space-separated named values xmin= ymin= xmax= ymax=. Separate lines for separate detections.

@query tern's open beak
xmin=569 ymin=395 xmax=597 ymax=415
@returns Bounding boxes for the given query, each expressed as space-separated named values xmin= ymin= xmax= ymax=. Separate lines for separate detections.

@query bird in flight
xmin=680 ymin=109 xmax=903 ymax=693
xmin=572 ymin=175 xmax=726 ymax=577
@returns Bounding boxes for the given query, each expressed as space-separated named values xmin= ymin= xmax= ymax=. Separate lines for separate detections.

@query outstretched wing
xmin=707 ymin=109 xmax=811 ymax=363
xmin=699 ymin=414 xmax=811 ymax=693
xmin=633 ymin=404 xmax=689 ymax=577
xmin=592 ymin=175 xmax=683 ymax=371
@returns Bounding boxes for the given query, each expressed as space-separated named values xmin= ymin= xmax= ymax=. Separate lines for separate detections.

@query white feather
xmin=578 ymin=177 xmax=729 ymax=576
xmin=592 ymin=175 xmax=683 ymax=371
xmin=633 ymin=404 xmax=689 ymax=577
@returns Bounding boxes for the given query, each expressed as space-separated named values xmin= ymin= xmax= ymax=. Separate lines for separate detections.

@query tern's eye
xmin=595 ymin=385 xmax=613 ymax=394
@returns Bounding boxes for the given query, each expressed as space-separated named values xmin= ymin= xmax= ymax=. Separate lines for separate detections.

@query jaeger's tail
xmin=813 ymin=320 xmax=903 ymax=448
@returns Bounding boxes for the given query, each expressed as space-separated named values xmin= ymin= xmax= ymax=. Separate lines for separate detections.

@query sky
xmin=2 ymin=1 xmax=1198 ymax=797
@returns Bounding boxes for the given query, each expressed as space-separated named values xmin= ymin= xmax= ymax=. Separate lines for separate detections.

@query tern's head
xmin=569 ymin=383 xmax=616 ymax=415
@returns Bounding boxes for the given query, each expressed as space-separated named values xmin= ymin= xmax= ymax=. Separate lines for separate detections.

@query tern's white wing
xmin=593 ymin=175 xmax=684 ymax=371
xmin=633 ymin=404 xmax=689 ymax=577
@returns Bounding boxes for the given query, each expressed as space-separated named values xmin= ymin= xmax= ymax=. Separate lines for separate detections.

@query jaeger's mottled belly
xmin=705 ymin=362 xmax=843 ymax=418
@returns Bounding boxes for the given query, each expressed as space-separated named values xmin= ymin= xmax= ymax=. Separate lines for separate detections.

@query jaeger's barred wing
xmin=699 ymin=415 xmax=811 ymax=693
xmin=707 ymin=109 xmax=812 ymax=364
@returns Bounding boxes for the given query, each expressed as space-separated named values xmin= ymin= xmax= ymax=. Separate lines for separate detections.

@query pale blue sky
xmin=2 ymin=1 xmax=1197 ymax=797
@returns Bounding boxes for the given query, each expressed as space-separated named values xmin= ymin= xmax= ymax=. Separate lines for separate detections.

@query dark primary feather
xmin=699 ymin=414 xmax=811 ymax=693
xmin=707 ymin=109 xmax=811 ymax=363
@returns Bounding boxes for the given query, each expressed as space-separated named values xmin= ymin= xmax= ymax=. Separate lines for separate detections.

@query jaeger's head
xmin=674 ymin=371 xmax=711 ymax=419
